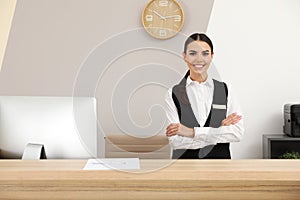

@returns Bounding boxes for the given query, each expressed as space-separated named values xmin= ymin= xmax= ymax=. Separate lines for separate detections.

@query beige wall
xmin=0 ymin=0 xmax=214 ymax=157
xmin=0 ymin=0 xmax=213 ymax=95
xmin=0 ymin=0 xmax=17 ymax=71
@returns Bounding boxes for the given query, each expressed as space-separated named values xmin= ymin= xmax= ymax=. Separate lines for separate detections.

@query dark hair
xmin=183 ymin=33 xmax=214 ymax=54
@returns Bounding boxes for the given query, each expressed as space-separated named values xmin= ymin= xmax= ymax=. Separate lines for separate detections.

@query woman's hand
xmin=166 ymin=123 xmax=195 ymax=138
xmin=166 ymin=113 xmax=241 ymax=138
xmin=221 ymin=113 xmax=242 ymax=126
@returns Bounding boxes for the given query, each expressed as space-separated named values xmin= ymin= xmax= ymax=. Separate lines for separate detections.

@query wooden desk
xmin=0 ymin=159 xmax=300 ymax=200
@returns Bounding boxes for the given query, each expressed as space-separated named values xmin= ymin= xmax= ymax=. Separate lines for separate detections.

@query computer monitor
xmin=0 ymin=96 xmax=98 ymax=159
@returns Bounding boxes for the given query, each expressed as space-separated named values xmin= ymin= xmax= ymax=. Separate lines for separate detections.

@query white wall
xmin=207 ymin=0 xmax=300 ymax=158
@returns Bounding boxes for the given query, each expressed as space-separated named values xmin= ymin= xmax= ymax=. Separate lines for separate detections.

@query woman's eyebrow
xmin=188 ymin=49 xmax=210 ymax=53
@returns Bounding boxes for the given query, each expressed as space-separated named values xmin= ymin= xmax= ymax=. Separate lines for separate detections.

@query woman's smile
xmin=193 ymin=64 xmax=205 ymax=69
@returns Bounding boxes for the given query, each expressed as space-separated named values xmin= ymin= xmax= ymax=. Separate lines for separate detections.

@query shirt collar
xmin=186 ymin=76 xmax=213 ymax=87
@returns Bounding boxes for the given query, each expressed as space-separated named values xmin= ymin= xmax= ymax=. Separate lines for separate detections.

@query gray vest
xmin=171 ymin=71 xmax=230 ymax=159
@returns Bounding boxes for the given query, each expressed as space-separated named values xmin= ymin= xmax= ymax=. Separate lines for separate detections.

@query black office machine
xmin=284 ymin=104 xmax=300 ymax=137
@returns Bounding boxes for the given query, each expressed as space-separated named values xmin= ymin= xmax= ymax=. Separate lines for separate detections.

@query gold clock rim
xmin=141 ymin=0 xmax=185 ymax=40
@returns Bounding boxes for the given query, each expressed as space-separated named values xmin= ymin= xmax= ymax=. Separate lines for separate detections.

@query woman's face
xmin=183 ymin=40 xmax=213 ymax=78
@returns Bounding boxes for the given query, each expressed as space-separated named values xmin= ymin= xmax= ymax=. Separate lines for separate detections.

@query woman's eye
xmin=189 ymin=52 xmax=196 ymax=56
xmin=202 ymin=52 xmax=210 ymax=56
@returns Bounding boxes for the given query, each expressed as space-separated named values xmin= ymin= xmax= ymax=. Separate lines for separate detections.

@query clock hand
xmin=165 ymin=15 xmax=180 ymax=19
xmin=165 ymin=15 xmax=182 ymax=22
xmin=153 ymin=10 xmax=166 ymax=20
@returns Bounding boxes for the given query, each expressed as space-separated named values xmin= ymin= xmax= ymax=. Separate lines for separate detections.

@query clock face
xmin=142 ymin=0 xmax=184 ymax=39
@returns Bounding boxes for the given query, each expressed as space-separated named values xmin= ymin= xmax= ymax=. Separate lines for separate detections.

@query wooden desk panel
xmin=0 ymin=159 xmax=300 ymax=200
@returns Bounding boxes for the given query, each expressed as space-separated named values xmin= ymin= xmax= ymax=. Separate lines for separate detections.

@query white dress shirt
xmin=165 ymin=76 xmax=244 ymax=150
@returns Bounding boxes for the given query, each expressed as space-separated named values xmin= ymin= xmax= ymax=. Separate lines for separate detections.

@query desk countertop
xmin=0 ymin=159 xmax=300 ymax=200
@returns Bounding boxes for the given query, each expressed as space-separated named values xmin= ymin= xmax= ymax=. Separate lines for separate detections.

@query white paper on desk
xmin=83 ymin=158 xmax=140 ymax=170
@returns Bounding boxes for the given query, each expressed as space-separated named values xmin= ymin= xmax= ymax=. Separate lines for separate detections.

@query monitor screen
xmin=0 ymin=96 xmax=98 ymax=159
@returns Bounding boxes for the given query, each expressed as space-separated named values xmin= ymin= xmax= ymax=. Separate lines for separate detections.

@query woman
xmin=165 ymin=33 xmax=244 ymax=159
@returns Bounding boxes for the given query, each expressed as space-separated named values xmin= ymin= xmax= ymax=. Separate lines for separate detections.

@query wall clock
xmin=142 ymin=0 xmax=184 ymax=39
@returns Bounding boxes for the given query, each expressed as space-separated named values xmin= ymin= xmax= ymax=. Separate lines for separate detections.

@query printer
xmin=284 ymin=104 xmax=300 ymax=137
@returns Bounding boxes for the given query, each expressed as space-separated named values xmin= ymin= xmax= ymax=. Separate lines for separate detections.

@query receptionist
xmin=165 ymin=33 xmax=244 ymax=159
